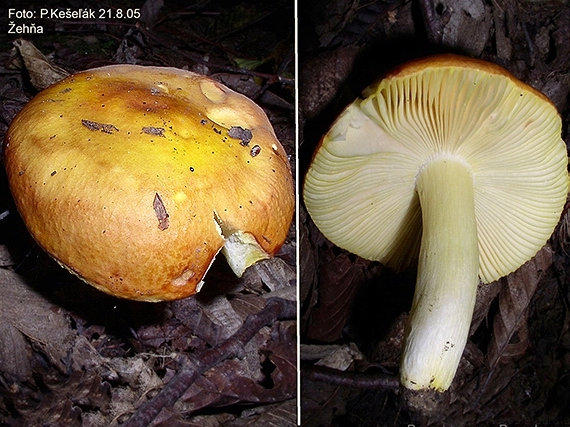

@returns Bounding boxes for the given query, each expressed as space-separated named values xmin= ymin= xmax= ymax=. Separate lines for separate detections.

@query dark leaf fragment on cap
xmin=153 ymin=192 xmax=170 ymax=231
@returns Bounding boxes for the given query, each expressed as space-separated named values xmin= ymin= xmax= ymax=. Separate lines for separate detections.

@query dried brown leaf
xmin=552 ymin=200 xmax=570 ymax=253
xmin=299 ymin=211 xmax=318 ymax=304
xmin=137 ymin=318 xmax=193 ymax=351
xmin=180 ymin=357 xmax=288 ymax=409
xmin=313 ymin=343 xmax=364 ymax=371
xmin=181 ymin=321 xmax=295 ymax=410
xmin=229 ymin=293 xmax=267 ymax=320
xmin=299 ymin=46 xmax=359 ymax=119
xmin=12 ymin=39 xmax=69 ymax=90
xmin=7 ymin=370 xmax=110 ymax=427
xmin=487 ymin=245 xmax=553 ymax=369
xmin=139 ymin=0 xmax=164 ymax=26
xmin=469 ymin=280 xmax=501 ymax=336
xmin=306 ymin=250 xmax=368 ymax=342
xmin=200 ymin=296 xmax=244 ymax=336
xmin=0 ymin=268 xmax=75 ymax=376
xmin=171 ymin=297 xmax=229 ymax=347
xmin=0 ymin=245 xmax=15 ymax=267
xmin=240 ymin=257 xmax=296 ymax=297
xmin=219 ymin=399 xmax=297 ymax=427
xmin=113 ymin=28 xmax=146 ymax=64
xmin=250 ymin=257 xmax=296 ymax=292
xmin=153 ymin=192 xmax=170 ymax=231
xmin=0 ymin=321 xmax=32 ymax=382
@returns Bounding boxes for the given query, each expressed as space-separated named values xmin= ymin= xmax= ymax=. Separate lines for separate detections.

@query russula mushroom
xmin=303 ymin=54 xmax=568 ymax=391
xmin=3 ymin=65 xmax=294 ymax=302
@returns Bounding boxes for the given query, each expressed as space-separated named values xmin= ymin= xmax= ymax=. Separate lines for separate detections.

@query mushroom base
xmin=401 ymin=156 xmax=479 ymax=391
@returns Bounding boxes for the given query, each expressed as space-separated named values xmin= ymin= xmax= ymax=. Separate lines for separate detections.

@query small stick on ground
xmin=302 ymin=365 xmax=400 ymax=390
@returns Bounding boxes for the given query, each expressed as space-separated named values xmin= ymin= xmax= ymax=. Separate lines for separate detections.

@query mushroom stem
xmin=401 ymin=156 xmax=479 ymax=391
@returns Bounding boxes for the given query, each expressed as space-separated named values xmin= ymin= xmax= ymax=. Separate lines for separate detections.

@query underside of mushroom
xmin=304 ymin=54 xmax=569 ymax=391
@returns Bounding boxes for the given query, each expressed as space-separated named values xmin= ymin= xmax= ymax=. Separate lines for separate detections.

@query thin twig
xmin=251 ymin=45 xmax=294 ymax=100
xmin=137 ymin=25 xmax=295 ymax=87
xmin=122 ymin=297 xmax=296 ymax=427
xmin=302 ymin=364 xmax=400 ymax=390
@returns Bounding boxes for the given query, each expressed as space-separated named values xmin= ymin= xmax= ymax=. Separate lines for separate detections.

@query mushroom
xmin=303 ymin=54 xmax=568 ymax=391
xmin=3 ymin=65 xmax=294 ymax=302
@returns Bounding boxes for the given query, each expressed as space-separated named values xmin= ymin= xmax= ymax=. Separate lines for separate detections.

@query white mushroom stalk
xmin=303 ymin=54 xmax=569 ymax=392
xmin=402 ymin=156 xmax=479 ymax=391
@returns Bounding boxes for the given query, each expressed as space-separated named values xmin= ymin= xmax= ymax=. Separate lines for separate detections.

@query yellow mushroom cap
xmin=4 ymin=65 xmax=294 ymax=302
xmin=304 ymin=54 xmax=568 ymax=283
